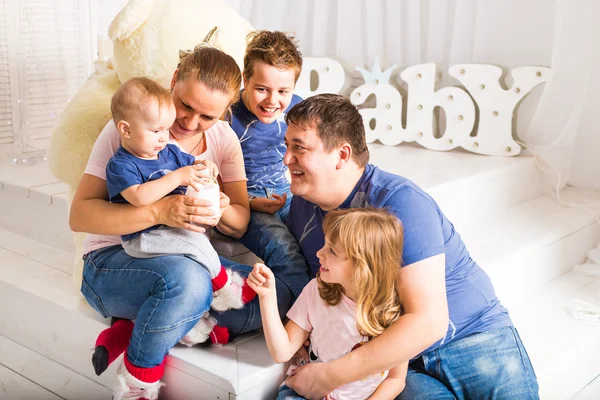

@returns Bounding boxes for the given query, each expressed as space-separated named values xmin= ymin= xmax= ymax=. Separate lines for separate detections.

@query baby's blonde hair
xmin=318 ymin=208 xmax=404 ymax=338
xmin=111 ymin=77 xmax=173 ymax=123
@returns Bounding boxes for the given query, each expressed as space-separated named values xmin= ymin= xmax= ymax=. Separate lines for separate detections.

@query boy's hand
xmin=193 ymin=159 xmax=219 ymax=180
xmin=247 ymin=263 xmax=276 ymax=298
xmin=251 ymin=193 xmax=287 ymax=214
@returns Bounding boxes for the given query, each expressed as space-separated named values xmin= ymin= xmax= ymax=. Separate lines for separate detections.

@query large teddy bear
xmin=48 ymin=0 xmax=254 ymax=284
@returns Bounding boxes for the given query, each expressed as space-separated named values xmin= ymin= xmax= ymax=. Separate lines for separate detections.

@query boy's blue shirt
xmin=230 ymin=92 xmax=303 ymax=190
xmin=287 ymin=163 xmax=512 ymax=355
xmin=106 ymin=143 xmax=195 ymax=241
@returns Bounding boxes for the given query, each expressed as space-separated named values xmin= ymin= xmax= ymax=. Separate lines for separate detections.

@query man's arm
xmin=286 ymin=254 xmax=448 ymax=398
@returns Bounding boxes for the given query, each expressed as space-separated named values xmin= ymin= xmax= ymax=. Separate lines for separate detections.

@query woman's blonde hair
xmin=177 ymin=45 xmax=242 ymax=107
xmin=317 ymin=208 xmax=404 ymax=338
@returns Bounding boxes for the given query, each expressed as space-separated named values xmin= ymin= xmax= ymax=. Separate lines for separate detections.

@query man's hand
xmin=285 ymin=362 xmax=336 ymax=400
xmin=251 ymin=193 xmax=287 ymax=214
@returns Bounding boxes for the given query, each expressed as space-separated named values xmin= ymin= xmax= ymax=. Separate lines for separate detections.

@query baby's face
xmin=243 ymin=61 xmax=296 ymax=124
xmin=126 ymin=100 xmax=176 ymax=158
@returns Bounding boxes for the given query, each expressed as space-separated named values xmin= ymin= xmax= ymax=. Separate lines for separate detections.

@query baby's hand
xmin=193 ymin=159 xmax=219 ymax=181
xmin=177 ymin=164 xmax=213 ymax=192
xmin=247 ymin=263 xmax=276 ymax=298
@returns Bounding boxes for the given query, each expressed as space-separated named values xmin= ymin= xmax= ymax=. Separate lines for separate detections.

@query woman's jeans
xmin=397 ymin=326 xmax=539 ymax=400
xmin=81 ymin=245 xmax=213 ymax=368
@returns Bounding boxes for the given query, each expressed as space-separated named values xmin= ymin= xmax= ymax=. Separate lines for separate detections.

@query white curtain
xmin=225 ymin=0 xmax=600 ymax=189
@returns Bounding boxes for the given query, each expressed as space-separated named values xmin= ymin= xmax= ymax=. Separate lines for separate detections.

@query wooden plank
xmin=0 ymin=363 xmax=61 ymax=400
xmin=0 ymin=334 xmax=111 ymax=399
xmin=0 ymin=226 xmax=73 ymax=274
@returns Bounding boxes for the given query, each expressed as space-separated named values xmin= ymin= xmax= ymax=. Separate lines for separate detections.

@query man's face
xmin=284 ymin=124 xmax=339 ymax=205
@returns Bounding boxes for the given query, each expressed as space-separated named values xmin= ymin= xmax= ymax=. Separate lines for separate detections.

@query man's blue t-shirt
xmin=106 ymin=143 xmax=195 ymax=241
xmin=287 ymin=164 xmax=512 ymax=354
xmin=230 ymin=92 xmax=302 ymax=190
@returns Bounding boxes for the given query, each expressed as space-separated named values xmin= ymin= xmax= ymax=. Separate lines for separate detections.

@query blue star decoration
xmin=356 ymin=57 xmax=397 ymax=85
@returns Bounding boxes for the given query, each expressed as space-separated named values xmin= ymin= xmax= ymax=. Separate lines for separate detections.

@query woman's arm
xmin=286 ymin=254 xmax=448 ymax=398
xmin=368 ymin=362 xmax=408 ymax=400
xmin=70 ymin=173 xmax=216 ymax=235
xmin=217 ymin=180 xmax=250 ymax=239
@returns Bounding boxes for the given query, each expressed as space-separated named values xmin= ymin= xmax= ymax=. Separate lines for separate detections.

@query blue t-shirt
xmin=106 ymin=143 xmax=195 ymax=241
xmin=287 ymin=164 xmax=512 ymax=354
xmin=230 ymin=92 xmax=303 ymax=190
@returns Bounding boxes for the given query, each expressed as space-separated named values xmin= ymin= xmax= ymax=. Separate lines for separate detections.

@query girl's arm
xmin=217 ymin=180 xmax=250 ymax=238
xmin=367 ymin=362 xmax=408 ymax=400
xmin=248 ymin=264 xmax=310 ymax=363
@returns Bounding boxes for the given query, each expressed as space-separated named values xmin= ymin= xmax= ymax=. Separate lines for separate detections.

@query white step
xmin=0 ymin=226 xmax=284 ymax=399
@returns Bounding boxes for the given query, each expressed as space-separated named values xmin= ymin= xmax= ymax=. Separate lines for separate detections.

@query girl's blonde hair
xmin=317 ymin=208 xmax=404 ymax=338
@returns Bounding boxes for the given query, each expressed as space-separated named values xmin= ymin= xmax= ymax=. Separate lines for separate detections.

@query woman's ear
xmin=116 ymin=120 xmax=131 ymax=138
xmin=170 ymin=69 xmax=179 ymax=92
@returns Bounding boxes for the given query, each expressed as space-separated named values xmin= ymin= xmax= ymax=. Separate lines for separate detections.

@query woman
xmin=70 ymin=45 xmax=295 ymax=400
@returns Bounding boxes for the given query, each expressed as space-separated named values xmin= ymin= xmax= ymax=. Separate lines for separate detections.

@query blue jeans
xmin=81 ymin=245 xmax=212 ymax=368
xmin=277 ymin=385 xmax=304 ymax=400
xmin=239 ymin=185 xmax=310 ymax=299
xmin=397 ymin=326 xmax=539 ymax=400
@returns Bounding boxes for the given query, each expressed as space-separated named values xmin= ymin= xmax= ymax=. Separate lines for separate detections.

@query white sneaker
xmin=113 ymin=361 xmax=164 ymax=400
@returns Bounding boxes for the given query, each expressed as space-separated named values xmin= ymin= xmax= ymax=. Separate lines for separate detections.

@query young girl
xmin=248 ymin=208 xmax=408 ymax=400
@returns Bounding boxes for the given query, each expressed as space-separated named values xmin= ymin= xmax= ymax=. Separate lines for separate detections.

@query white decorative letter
xmin=450 ymin=64 xmax=551 ymax=156
xmin=296 ymin=57 xmax=347 ymax=99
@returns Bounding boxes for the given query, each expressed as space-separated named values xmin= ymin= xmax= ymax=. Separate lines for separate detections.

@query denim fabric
xmin=213 ymin=256 xmax=294 ymax=335
xmin=242 ymin=185 xmax=311 ymax=300
xmin=248 ymin=184 xmax=292 ymax=223
xmin=277 ymin=385 xmax=305 ymax=400
xmin=81 ymin=245 xmax=212 ymax=368
xmin=397 ymin=326 xmax=539 ymax=400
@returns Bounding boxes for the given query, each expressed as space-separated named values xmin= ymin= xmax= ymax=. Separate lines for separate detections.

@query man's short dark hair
xmin=285 ymin=94 xmax=369 ymax=167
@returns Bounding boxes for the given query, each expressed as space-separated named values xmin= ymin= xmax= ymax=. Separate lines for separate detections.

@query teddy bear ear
xmin=108 ymin=0 xmax=156 ymax=42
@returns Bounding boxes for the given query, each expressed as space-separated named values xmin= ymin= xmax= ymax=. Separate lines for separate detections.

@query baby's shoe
xmin=113 ymin=358 xmax=165 ymax=400
xmin=179 ymin=312 xmax=216 ymax=347
xmin=211 ymin=267 xmax=257 ymax=312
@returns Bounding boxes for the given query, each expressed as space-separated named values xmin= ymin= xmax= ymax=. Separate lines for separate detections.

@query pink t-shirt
xmin=82 ymin=119 xmax=246 ymax=255
xmin=287 ymin=279 xmax=388 ymax=400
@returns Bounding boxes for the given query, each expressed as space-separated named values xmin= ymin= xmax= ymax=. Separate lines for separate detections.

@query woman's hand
xmin=219 ymin=191 xmax=230 ymax=218
xmin=247 ymin=263 xmax=276 ymax=298
xmin=251 ymin=193 xmax=287 ymax=214
xmin=152 ymin=194 xmax=220 ymax=233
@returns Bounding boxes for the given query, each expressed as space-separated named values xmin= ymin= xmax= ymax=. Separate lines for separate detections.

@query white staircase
xmin=0 ymin=143 xmax=599 ymax=399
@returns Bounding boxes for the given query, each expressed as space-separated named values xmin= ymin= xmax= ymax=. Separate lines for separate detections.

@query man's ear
xmin=336 ymin=143 xmax=352 ymax=169
xmin=242 ymin=72 xmax=248 ymax=89
xmin=116 ymin=120 xmax=131 ymax=138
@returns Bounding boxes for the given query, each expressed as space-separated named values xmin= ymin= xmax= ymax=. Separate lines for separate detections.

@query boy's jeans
xmin=398 ymin=326 xmax=539 ymax=399
xmin=239 ymin=184 xmax=310 ymax=300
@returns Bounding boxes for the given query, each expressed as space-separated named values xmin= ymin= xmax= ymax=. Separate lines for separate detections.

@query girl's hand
xmin=152 ymin=194 xmax=219 ymax=233
xmin=251 ymin=193 xmax=287 ymax=214
xmin=247 ymin=263 xmax=276 ymax=298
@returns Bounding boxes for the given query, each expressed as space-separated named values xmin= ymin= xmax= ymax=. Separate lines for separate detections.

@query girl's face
xmin=169 ymin=73 xmax=232 ymax=139
xmin=317 ymin=236 xmax=355 ymax=292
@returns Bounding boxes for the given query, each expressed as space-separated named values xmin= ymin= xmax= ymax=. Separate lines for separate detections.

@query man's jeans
xmin=398 ymin=326 xmax=539 ymax=399
xmin=81 ymin=245 xmax=212 ymax=368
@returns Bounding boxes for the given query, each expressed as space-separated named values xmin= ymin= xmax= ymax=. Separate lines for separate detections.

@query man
xmin=282 ymin=94 xmax=539 ymax=399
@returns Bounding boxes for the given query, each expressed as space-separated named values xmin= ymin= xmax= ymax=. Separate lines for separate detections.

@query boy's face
xmin=243 ymin=61 xmax=296 ymax=124
xmin=120 ymin=100 xmax=176 ymax=159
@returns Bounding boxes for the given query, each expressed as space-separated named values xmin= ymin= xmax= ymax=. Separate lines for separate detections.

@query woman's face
xmin=169 ymin=72 xmax=232 ymax=139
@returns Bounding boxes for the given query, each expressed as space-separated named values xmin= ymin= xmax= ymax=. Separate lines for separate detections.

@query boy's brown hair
xmin=243 ymin=30 xmax=303 ymax=82
xmin=111 ymin=77 xmax=173 ymax=123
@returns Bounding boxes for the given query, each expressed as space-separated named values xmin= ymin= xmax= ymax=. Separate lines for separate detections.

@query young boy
xmin=228 ymin=31 xmax=311 ymax=311
xmin=92 ymin=77 xmax=255 ymax=375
